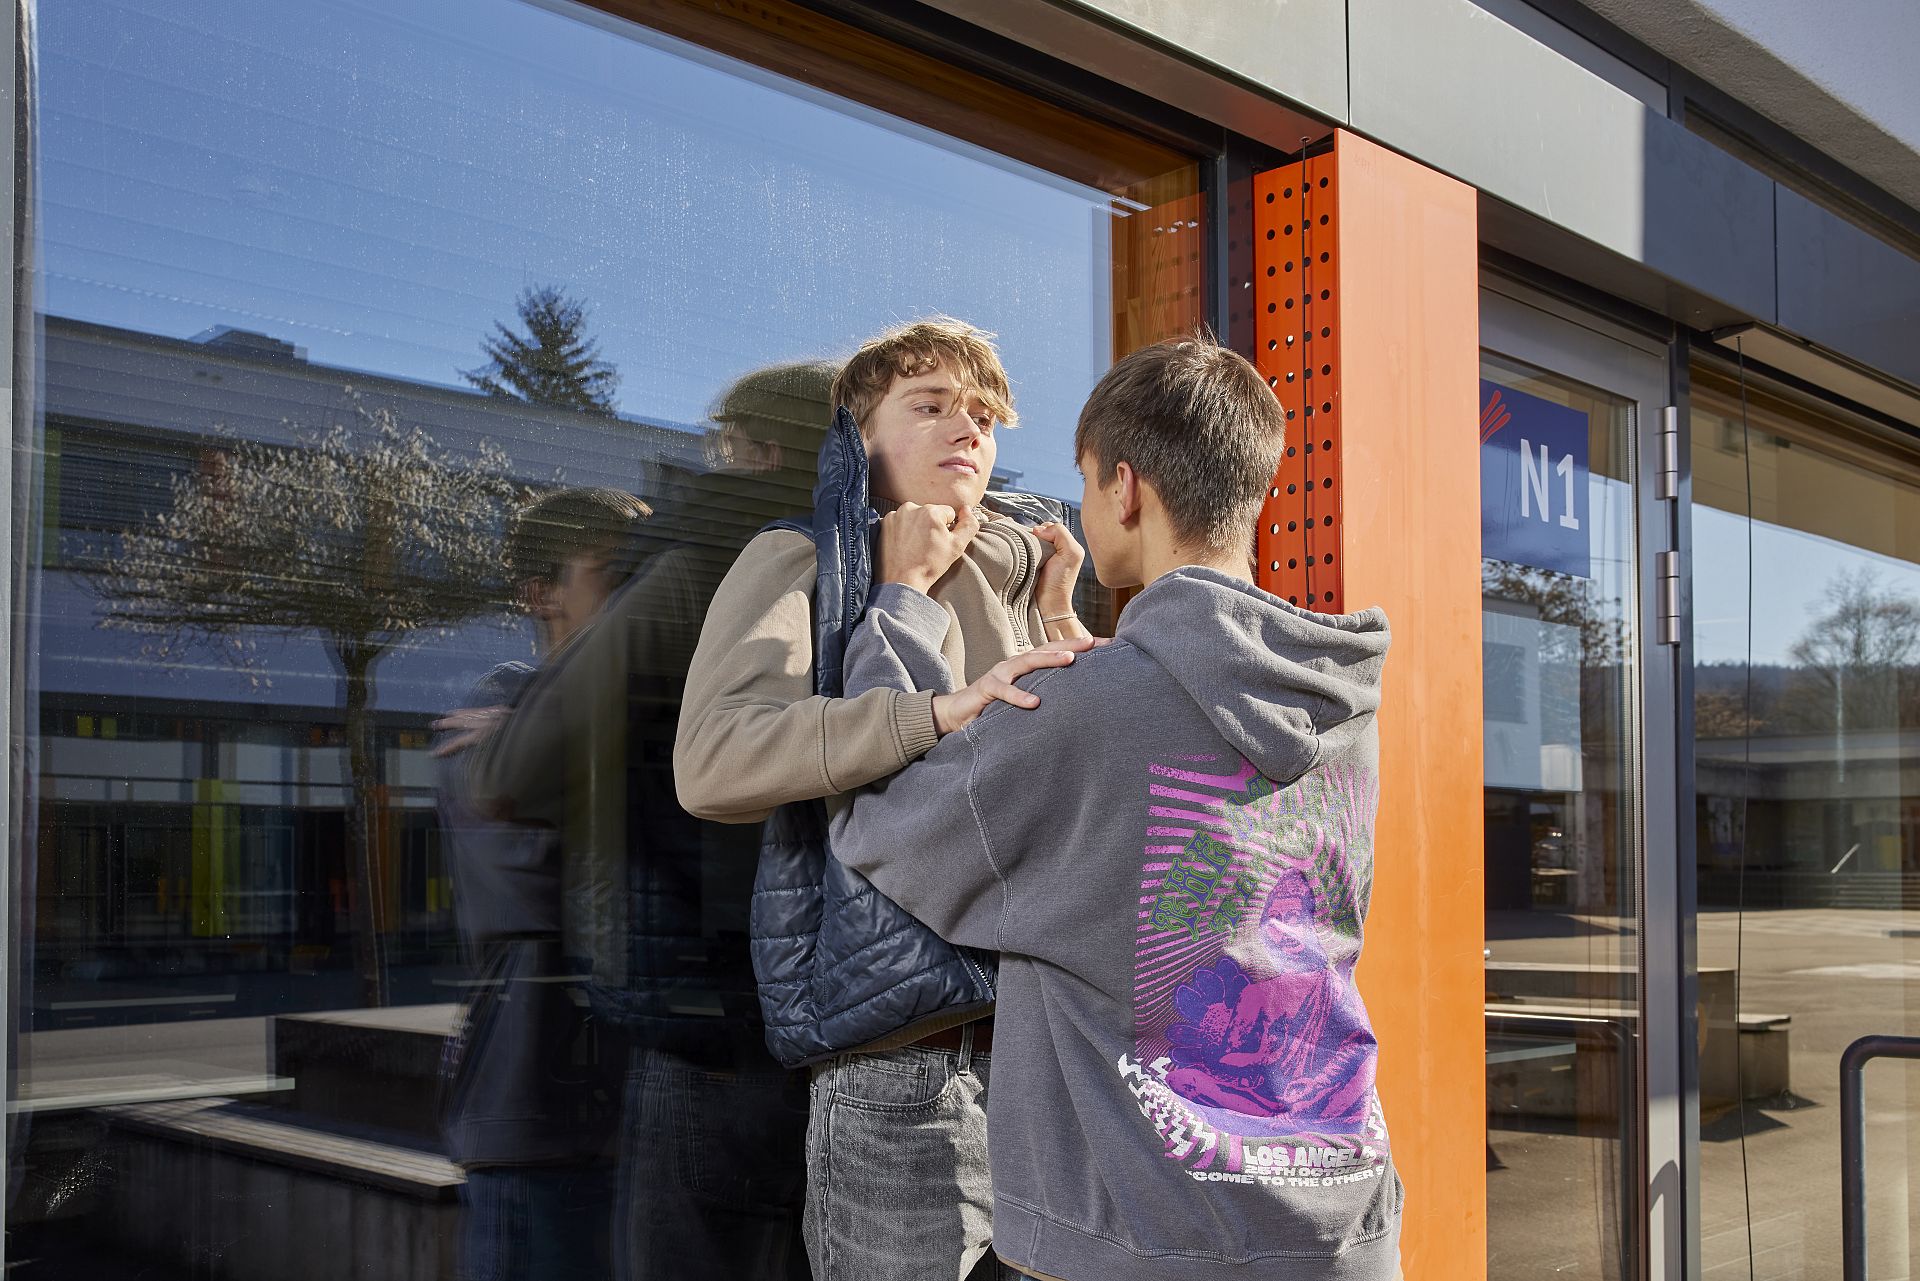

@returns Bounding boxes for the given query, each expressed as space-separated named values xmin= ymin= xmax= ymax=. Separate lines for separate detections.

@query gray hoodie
xmin=831 ymin=566 xmax=1400 ymax=1281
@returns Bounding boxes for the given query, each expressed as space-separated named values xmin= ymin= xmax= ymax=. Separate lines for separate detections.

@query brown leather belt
xmin=914 ymin=1016 xmax=993 ymax=1055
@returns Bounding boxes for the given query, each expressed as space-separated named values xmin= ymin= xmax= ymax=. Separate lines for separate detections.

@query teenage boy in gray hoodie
xmin=829 ymin=336 xmax=1403 ymax=1281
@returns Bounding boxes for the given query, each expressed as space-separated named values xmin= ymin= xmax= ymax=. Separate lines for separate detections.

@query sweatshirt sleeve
xmin=674 ymin=530 xmax=939 ymax=824
xmin=464 ymin=626 xmax=595 ymax=829
xmin=826 ymin=665 xmax=1071 ymax=953
xmin=843 ymin=582 xmax=960 ymax=697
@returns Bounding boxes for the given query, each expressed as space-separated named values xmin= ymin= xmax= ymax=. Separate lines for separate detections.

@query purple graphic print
xmin=1163 ymin=889 xmax=1376 ymax=1126
xmin=1129 ymin=755 xmax=1386 ymax=1160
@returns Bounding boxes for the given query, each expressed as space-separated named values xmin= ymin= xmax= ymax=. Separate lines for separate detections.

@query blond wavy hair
xmin=831 ymin=316 xmax=1018 ymax=432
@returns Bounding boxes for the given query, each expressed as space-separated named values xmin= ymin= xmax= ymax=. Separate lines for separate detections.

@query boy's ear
xmin=1114 ymin=461 xmax=1143 ymax=527
xmin=519 ymin=577 xmax=558 ymax=620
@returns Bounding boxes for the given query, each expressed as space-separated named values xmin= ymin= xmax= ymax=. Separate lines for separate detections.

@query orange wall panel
xmin=1256 ymin=131 xmax=1485 ymax=1279
xmin=1333 ymin=129 xmax=1486 ymax=1281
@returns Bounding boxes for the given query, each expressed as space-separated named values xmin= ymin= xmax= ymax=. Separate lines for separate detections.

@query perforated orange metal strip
xmin=1251 ymin=151 xmax=1343 ymax=613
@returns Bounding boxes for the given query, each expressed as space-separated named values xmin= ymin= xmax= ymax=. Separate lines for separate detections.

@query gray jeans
xmin=804 ymin=1025 xmax=1017 ymax=1281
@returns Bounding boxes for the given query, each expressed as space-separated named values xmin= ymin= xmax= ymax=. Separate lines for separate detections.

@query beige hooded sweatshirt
xmin=674 ymin=513 xmax=1047 ymax=824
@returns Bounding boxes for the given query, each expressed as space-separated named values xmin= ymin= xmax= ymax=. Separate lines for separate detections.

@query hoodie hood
xmin=1117 ymin=566 xmax=1389 ymax=784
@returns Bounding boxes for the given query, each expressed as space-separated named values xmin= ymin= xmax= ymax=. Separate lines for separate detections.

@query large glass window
xmin=1692 ymin=363 xmax=1920 ymax=1281
xmin=10 ymin=1 xmax=1202 ymax=1274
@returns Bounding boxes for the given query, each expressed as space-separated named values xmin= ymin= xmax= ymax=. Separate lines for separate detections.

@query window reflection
xmin=1692 ymin=365 xmax=1920 ymax=1281
xmin=12 ymin=0 xmax=1201 ymax=1276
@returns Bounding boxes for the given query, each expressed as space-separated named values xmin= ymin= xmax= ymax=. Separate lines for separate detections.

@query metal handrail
xmin=1841 ymin=1035 xmax=1920 ymax=1280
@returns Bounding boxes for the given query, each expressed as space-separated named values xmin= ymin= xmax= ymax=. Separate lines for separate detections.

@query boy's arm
xmin=828 ymin=661 xmax=1075 ymax=952
xmin=843 ymin=582 xmax=958 ymax=697
xmin=1032 ymin=519 xmax=1092 ymax=641
xmin=462 ymin=651 xmax=577 ymax=829
xmin=674 ymin=531 xmax=939 ymax=824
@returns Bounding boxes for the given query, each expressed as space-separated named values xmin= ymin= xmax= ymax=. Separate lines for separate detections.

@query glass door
xmin=1479 ymin=284 xmax=1680 ymax=1281
xmin=1691 ymin=360 xmax=1920 ymax=1280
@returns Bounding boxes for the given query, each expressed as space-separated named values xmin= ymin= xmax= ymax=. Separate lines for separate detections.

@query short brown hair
xmin=831 ymin=317 xmax=1018 ymax=432
xmin=1073 ymin=335 xmax=1284 ymax=551
xmin=507 ymin=486 xmax=650 ymax=586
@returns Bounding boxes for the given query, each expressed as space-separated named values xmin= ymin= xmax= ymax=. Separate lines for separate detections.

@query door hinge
xmin=1656 ymin=550 xmax=1681 ymax=646
xmin=1656 ymin=405 xmax=1679 ymax=501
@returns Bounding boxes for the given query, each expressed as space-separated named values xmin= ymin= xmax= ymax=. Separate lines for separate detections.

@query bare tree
xmin=1481 ymin=560 xmax=1621 ymax=669
xmin=1787 ymin=567 xmax=1920 ymax=737
xmin=91 ymin=402 xmax=531 ymax=1006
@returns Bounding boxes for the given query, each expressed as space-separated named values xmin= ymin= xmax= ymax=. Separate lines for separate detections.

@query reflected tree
xmin=463 ymin=284 xmax=620 ymax=416
xmin=91 ymin=402 xmax=531 ymax=1006
xmin=1786 ymin=566 xmax=1920 ymax=735
xmin=1481 ymin=561 xmax=1620 ymax=668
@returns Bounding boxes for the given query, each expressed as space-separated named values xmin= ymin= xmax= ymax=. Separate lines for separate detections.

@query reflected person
xmin=459 ymin=363 xmax=835 ymax=1280
xmin=433 ymin=486 xmax=649 ymax=1281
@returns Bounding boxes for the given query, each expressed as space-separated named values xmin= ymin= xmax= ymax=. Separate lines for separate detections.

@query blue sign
xmin=1480 ymin=379 xmax=1591 ymax=579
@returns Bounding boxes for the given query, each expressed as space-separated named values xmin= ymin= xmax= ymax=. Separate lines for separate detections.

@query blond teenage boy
xmin=675 ymin=319 xmax=1089 ymax=1281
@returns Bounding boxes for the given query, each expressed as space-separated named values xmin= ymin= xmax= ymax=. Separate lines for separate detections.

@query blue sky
xmin=39 ymin=0 xmax=1129 ymax=503
xmin=53 ymin=0 xmax=1882 ymax=683
xmin=1693 ymin=503 xmax=1920 ymax=667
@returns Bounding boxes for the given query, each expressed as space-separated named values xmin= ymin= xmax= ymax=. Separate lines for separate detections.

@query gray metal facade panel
xmin=1346 ymin=0 xmax=1775 ymax=323
xmin=1 ymin=0 xmax=14 ymax=387
xmin=921 ymin=0 xmax=1332 ymax=152
xmin=1 ymin=2 xmax=18 ymax=1260
xmin=1637 ymin=103 xmax=1777 ymax=323
xmin=1776 ymin=187 xmax=1920 ymax=390
xmin=1051 ymin=0 xmax=1349 ymax=123
xmin=1349 ymin=0 xmax=1641 ymax=248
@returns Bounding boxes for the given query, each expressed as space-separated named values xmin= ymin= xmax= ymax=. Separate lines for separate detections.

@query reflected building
xmin=33 ymin=313 xmax=706 ymax=1028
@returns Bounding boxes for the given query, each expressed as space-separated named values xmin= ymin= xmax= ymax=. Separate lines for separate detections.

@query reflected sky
xmin=1694 ymin=505 xmax=1920 ymax=666
xmin=39 ymin=0 xmax=1120 ymax=503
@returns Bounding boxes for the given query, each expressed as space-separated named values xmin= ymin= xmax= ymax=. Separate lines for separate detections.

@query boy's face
xmin=526 ymin=545 xmax=622 ymax=652
xmin=863 ymin=360 xmax=998 ymax=509
xmin=1077 ymin=451 xmax=1143 ymax=589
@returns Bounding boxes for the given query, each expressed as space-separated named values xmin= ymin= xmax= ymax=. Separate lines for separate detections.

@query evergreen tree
xmin=464 ymin=285 xmax=620 ymax=416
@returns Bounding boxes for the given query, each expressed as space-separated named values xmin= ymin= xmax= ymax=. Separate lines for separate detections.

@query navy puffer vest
xmin=750 ymin=407 xmax=1068 ymax=1068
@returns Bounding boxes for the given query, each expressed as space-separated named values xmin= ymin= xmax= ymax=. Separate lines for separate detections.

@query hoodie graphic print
xmin=1127 ymin=752 xmax=1390 ymax=1190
